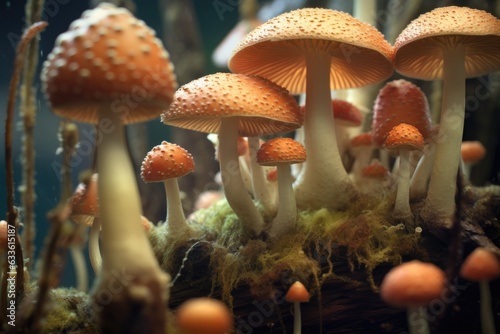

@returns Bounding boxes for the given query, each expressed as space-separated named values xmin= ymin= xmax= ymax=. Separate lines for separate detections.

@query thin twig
xmin=2 ymin=20 xmax=48 ymax=324
xmin=20 ymin=0 xmax=46 ymax=264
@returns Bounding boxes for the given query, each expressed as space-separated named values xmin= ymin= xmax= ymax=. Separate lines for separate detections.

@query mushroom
xmin=460 ymin=140 xmax=486 ymax=180
xmin=70 ymin=173 xmax=101 ymax=276
xmin=393 ymin=6 xmax=500 ymax=224
xmin=331 ymin=98 xmax=363 ymax=163
xmin=41 ymin=3 xmax=175 ymax=332
xmin=161 ymin=73 xmax=303 ymax=237
xmin=176 ymin=297 xmax=233 ymax=334
xmin=383 ymin=123 xmax=425 ymax=222
xmin=256 ymin=137 xmax=306 ymax=239
xmin=229 ymin=8 xmax=393 ymax=210
xmin=349 ymin=132 xmax=375 ymax=183
xmin=285 ymin=281 xmax=310 ymax=334
xmin=380 ymin=260 xmax=445 ymax=334
xmin=359 ymin=159 xmax=392 ymax=195
xmin=141 ymin=141 xmax=195 ymax=237
xmin=460 ymin=248 xmax=500 ymax=334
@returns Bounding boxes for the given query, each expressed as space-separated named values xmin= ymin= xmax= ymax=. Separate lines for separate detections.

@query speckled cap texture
xmin=229 ymin=8 xmax=394 ymax=94
xmin=394 ymin=6 xmax=500 ymax=80
xmin=41 ymin=3 xmax=177 ymax=124
xmin=161 ymin=73 xmax=303 ymax=137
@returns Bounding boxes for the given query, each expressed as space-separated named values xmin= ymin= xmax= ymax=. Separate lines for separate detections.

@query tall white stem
xmin=422 ymin=46 xmax=465 ymax=223
xmin=218 ymin=118 xmax=264 ymax=236
xmin=294 ymin=53 xmax=353 ymax=210
xmin=89 ymin=218 xmax=102 ymax=275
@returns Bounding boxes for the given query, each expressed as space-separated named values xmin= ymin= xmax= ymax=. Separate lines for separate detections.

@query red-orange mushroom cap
xmin=285 ymin=281 xmax=310 ymax=303
xmin=461 ymin=141 xmax=486 ymax=164
xmin=41 ymin=3 xmax=177 ymax=124
xmin=141 ymin=141 xmax=195 ymax=183
xmin=176 ymin=297 xmax=233 ymax=334
xmin=380 ymin=260 xmax=445 ymax=308
xmin=256 ymin=137 xmax=306 ymax=166
xmin=161 ymin=72 xmax=303 ymax=136
xmin=70 ymin=173 xmax=99 ymax=226
xmin=362 ymin=161 xmax=389 ymax=178
xmin=229 ymin=8 xmax=394 ymax=93
xmin=460 ymin=248 xmax=500 ymax=282
xmin=383 ymin=123 xmax=425 ymax=152
xmin=332 ymin=99 xmax=363 ymax=127
xmin=372 ymin=80 xmax=431 ymax=147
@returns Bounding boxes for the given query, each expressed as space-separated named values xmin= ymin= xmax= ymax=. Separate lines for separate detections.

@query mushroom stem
xmin=407 ymin=306 xmax=430 ymax=334
xmin=268 ymin=163 xmax=296 ymax=238
xmin=294 ymin=52 xmax=354 ymax=210
xmin=70 ymin=245 xmax=88 ymax=292
xmin=393 ymin=149 xmax=413 ymax=221
xmin=479 ymin=280 xmax=496 ymax=334
xmin=96 ymin=109 xmax=169 ymax=333
xmin=88 ymin=218 xmax=102 ymax=275
xmin=218 ymin=117 xmax=264 ymax=236
xmin=293 ymin=301 xmax=302 ymax=334
xmin=163 ymin=178 xmax=190 ymax=235
xmin=248 ymin=136 xmax=275 ymax=213
xmin=421 ymin=45 xmax=465 ymax=223
xmin=410 ymin=143 xmax=436 ymax=200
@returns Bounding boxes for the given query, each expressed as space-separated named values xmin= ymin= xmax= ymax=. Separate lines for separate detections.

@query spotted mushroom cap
xmin=41 ymin=3 xmax=177 ymax=124
xmin=256 ymin=137 xmax=306 ymax=166
xmin=141 ymin=141 xmax=195 ymax=183
xmin=229 ymin=8 xmax=394 ymax=94
xmin=383 ymin=123 xmax=425 ymax=152
xmin=161 ymin=73 xmax=303 ymax=136
xmin=394 ymin=6 xmax=500 ymax=80
xmin=372 ymin=80 xmax=431 ymax=147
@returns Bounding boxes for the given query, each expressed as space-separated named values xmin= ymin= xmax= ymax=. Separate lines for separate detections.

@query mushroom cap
xmin=380 ymin=260 xmax=445 ymax=308
xmin=0 ymin=221 xmax=7 ymax=249
xmin=176 ymin=297 xmax=233 ymax=334
xmin=161 ymin=73 xmax=303 ymax=136
xmin=332 ymin=99 xmax=363 ymax=127
xmin=362 ymin=160 xmax=389 ymax=178
xmin=350 ymin=132 xmax=373 ymax=147
xmin=372 ymin=80 xmax=431 ymax=146
xmin=285 ymin=281 xmax=311 ymax=303
xmin=461 ymin=141 xmax=486 ymax=164
xmin=394 ymin=6 xmax=500 ymax=80
xmin=256 ymin=137 xmax=306 ymax=166
xmin=70 ymin=173 xmax=99 ymax=226
xmin=383 ymin=123 xmax=425 ymax=152
xmin=460 ymin=248 xmax=500 ymax=282
xmin=41 ymin=3 xmax=177 ymax=124
xmin=228 ymin=8 xmax=394 ymax=94
xmin=141 ymin=141 xmax=195 ymax=183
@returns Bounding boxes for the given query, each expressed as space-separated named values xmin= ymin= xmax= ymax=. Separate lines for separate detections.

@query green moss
xmin=158 ymin=194 xmax=423 ymax=306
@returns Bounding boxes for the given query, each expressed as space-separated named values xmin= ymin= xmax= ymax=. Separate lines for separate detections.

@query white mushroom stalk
xmin=420 ymin=46 xmax=465 ymax=222
xmin=294 ymin=52 xmax=354 ymax=210
xmin=219 ymin=118 xmax=265 ymax=236
xmin=248 ymin=136 xmax=276 ymax=213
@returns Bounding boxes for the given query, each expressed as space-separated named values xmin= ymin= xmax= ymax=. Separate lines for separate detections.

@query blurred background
xmin=1 ymin=0 xmax=499 ymax=287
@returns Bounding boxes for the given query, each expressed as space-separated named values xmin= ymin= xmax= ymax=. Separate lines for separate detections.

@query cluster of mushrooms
xmin=38 ymin=2 xmax=500 ymax=334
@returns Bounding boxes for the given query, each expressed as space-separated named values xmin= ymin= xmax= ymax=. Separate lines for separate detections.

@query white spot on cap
xmin=79 ymin=68 xmax=90 ymax=77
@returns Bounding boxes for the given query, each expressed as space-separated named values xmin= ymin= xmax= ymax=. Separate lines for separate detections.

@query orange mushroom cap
xmin=0 ymin=220 xmax=7 ymax=249
xmin=380 ymin=260 xmax=445 ymax=308
xmin=362 ymin=160 xmax=389 ymax=178
xmin=383 ymin=123 xmax=425 ymax=152
xmin=350 ymin=132 xmax=373 ymax=147
xmin=161 ymin=73 xmax=303 ymax=137
xmin=332 ymin=99 xmax=363 ymax=127
xmin=394 ymin=6 xmax=500 ymax=80
xmin=41 ymin=3 xmax=177 ymax=124
xmin=460 ymin=248 xmax=500 ymax=282
xmin=461 ymin=141 xmax=486 ymax=164
xmin=256 ymin=137 xmax=306 ymax=166
xmin=372 ymin=80 xmax=431 ymax=147
xmin=176 ymin=297 xmax=233 ymax=334
xmin=70 ymin=173 xmax=99 ymax=226
xmin=229 ymin=8 xmax=393 ymax=94
xmin=141 ymin=141 xmax=195 ymax=183
xmin=266 ymin=168 xmax=278 ymax=182
xmin=285 ymin=281 xmax=310 ymax=303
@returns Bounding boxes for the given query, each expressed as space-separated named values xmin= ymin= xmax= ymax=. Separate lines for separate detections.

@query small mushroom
xmin=285 ymin=281 xmax=310 ymax=334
